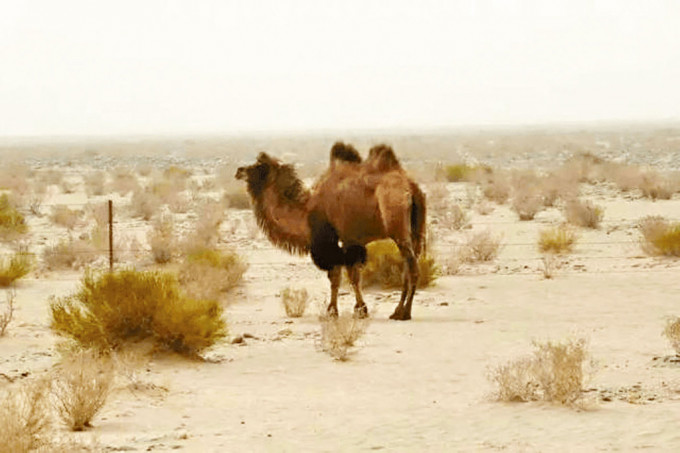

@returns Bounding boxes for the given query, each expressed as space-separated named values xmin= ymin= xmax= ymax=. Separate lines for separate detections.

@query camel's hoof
xmin=326 ymin=308 xmax=339 ymax=318
xmin=389 ymin=311 xmax=411 ymax=321
xmin=354 ymin=305 xmax=369 ymax=319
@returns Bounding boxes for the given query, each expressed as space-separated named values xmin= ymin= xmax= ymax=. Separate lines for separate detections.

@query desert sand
xmin=2 ymin=127 xmax=680 ymax=452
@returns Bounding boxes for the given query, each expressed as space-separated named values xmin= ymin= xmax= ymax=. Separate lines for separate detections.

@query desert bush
xmin=0 ymin=250 xmax=32 ymax=287
xmin=441 ymin=204 xmax=469 ymax=230
xmin=182 ymin=200 xmax=226 ymax=252
xmin=52 ymin=349 xmax=114 ymax=431
xmin=319 ymin=313 xmax=369 ymax=361
xmin=639 ymin=173 xmax=674 ymax=200
xmin=540 ymin=254 xmax=565 ymax=279
xmin=50 ymin=269 xmax=227 ymax=356
xmin=444 ymin=163 xmax=478 ymax=182
xmin=663 ymin=317 xmax=680 ymax=355
xmin=84 ymin=171 xmax=106 ymax=197
xmin=148 ymin=215 xmax=177 ymax=264
xmin=0 ymin=193 xmax=28 ymax=240
xmin=280 ymin=287 xmax=309 ymax=318
xmin=464 ymin=230 xmax=502 ymax=263
xmin=564 ymin=198 xmax=603 ymax=229
xmin=638 ymin=216 xmax=680 ymax=257
xmin=481 ymin=172 xmax=511 ymax=204
xmin=361 ymin=240 xmax=438 ymax=289
xmin=178 ymin=247 xmax=247 ymax=301
xmin=129 ymin=189 xmax=160 ymax=221
xmin=223 ymin=189 xmax=251 ymax=210
xmin=0 ymin=378 xmax=50 ymax=453
xmin=511 ymin=190 xmax=544 ymax=221
xmin=51 ymin=205 xmax=83 ymax=230
xmin=490 ymin=337 xmax=591 ymax=405
xmin=0 ymin=288 xmax=15 ymax=336
xmin=538 ymin=225 xmax=577 ymax=254
xmin=42 ymin=239 xmax=99 ymax=270
xmin=562 ymin=152 xmax=605 ymax=184
xmin=109 ymin=167 xmax=140 ymax=195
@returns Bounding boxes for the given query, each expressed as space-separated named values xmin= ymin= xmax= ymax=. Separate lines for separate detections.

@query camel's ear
xmin=257 ymin=152 xmax=271 ymax=163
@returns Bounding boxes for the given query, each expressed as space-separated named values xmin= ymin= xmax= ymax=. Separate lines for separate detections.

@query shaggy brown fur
xmin=236 ymin=143 xmax=426 ymax=320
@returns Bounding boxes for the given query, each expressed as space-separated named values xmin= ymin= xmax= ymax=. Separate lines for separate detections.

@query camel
xmin=235 ymin=142 xmax=426 ymax=320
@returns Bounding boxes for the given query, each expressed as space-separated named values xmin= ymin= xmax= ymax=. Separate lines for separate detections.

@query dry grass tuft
xmin=148 ymin=215 xmax=177 ymax=264
xmin=52 ymin=349 xmax=114 ymax=431
xmin=361 ymin=240 xmax=438 ymax=289
xmin=490 ymin=337 xmax=591 ymax=406
xmin=42 ymin=238 xmax=99 ymax=270
xmin=0 ymin=288 xmax=16 ymax=336
xmin=564 ymin=199 xmax=603 ymax=229
xmin=0 ymin=250 xmax=32 ymax=287
xmin=50 ymin=269 xmax=228 ymax=356
xmin=464 ymin=230 xmax=502 ymax=263
xmin=639 ymin=216 xmax=680 ymax=257
xmin=178 ymin=247 xmax=247 ymax=301
xmin=50 ymin=205 xmax=83 ymax=230
xmin=663 ymin=317 xmax=680 ymax=355
xmin=0 ymin=193 xmax=28 ymax=240
xmin=538 ymin=225 xmax=577 ymax=254
xmin=280 ymin=287 xmax=309 ymax=318
xmin=319 ymin=313 xmax=369 ymax=361
xmin=0 ymin=378 xmax=51 ymax=452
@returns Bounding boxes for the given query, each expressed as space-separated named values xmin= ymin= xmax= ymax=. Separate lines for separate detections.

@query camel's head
xmin=236 ymin=152 xmax=307 ymax=203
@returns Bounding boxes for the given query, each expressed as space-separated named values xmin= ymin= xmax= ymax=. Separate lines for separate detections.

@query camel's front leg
xmin=326 ymin=267 xmax=341 ymax=317
xmin=347 ymin=264 xmax=368 ymax=318
xmin=390 ymin=245 xmax=419 ymax=321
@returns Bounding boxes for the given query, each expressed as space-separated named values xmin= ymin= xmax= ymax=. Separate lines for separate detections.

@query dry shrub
xmin=0 ymin=193 xmax=28 ymax=240
xmin=444 ymin=163 xmax=480 ymax=182
xmin=482 ymin=172 xmax=511 ymax=204
xmin=178 ymin=247 xmax=247 ymax=301
xmin=564 ymin=198 xmax=603 ymax=229
xmin=490 ymin=338 xmax=591 ymax=405
xmin=182 ymin=200 xmax=225 ymax=252
xmin=129 ymin=189 xmax=160 ymax=221
xmin=540 ymin=254 xmax=565 ymax=279
xmin=319 ymin=313 xmax=369 ymax=361
xmin=0 ymin=288 xmax=15 ymax=336
xmin=0 ymin=250 xmax=32 ymax=287
xmin=639 ymin=172 xmax=675 ymax=200
xmin=42 ymin=238 xmax=99 ymax=270
xmin=606 ymin=163 xmax=644 ymax=193
xmin=441 ymin=204 xmax=469 ymax=230
xmin=639 ymin=216 xmax=680 ymax=257
xmin=464 ymin=230 xmax=502 ymax=263
xmin=50 ymin=269 xmax=228 ymax=356
xmin=109 ymin=167 xmax=140 ymax=195
xmin=562 ymin=152 xmax=604 ymax=184
xmin=280 ymin=287 xmax=309 ymax=318
xmin=52 ymin=349 xmax=114 ymax=431
xmin=511 ymin=189 xmax=544 ymax=221
xmin=223 ymin=189 xmax=252 ymax=210
xmin=538 ymin=172 xmax=579 ymax=207
xmin=50 ymin=205 xmax=83 ymax=230
xmin=538 ymin=225 xmax=577 ymax=254
xmin=0 ymin=378 xmax=50 ymax=452
xmin=41 ymin=169 xmax=64 ymax=186
xmin=148 ymin=215 xmax=177 ymax=264
xmin=663 ymin=317 xmax=680 ymax=355
xmin=84 ymin=171 xmax=106 ymax=197
xmin=361 ymin=240 xmax=438 ymax=289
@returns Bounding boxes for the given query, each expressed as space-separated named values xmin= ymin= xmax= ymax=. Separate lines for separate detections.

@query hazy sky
xmin=1 ymin=0 xmax=679 ymax=137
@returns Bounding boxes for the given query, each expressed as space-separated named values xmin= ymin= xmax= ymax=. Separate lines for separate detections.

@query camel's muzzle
xmin=235 ymin=167 xmax=246 ymax=180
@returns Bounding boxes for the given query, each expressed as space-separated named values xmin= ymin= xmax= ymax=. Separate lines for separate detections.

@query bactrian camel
xmin=235 ymin=142 xmax=426 ymax=320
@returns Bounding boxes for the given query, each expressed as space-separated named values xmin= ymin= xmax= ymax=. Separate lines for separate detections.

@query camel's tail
xmin=410 ymin=182 xmax=427 ymax=257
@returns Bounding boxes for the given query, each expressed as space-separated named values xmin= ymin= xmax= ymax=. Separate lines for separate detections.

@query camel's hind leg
xmin=347 ymin=264 xmax=368 ymax=318
xmin=326 ymin=266 xmax=341 ymax=317
xmin=389 ymin=244 xmax=419 ymax=321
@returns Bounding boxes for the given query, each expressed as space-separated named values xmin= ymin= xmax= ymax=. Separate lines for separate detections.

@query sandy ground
xmin=3 ymin=138 xmax=680 ymax=452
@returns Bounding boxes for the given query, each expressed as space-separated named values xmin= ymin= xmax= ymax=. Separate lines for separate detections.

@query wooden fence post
xmin=108 ymin=199 xmax=113 ymax=272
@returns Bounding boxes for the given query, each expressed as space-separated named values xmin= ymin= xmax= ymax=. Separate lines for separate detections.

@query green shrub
xmin=0 ymin=194 xmax=28 ymax=239
xmin=639 ymin=216 xmax=680 ymax=257
xmin=50 ymin=269 xmax=227 ymax=356
xmin=538 ymin=225 xmax=577 ymax=254
xmin=361 ymin=240 xmax=438 ymax=289
xmin=0 ymin=251 xmax=32 ymax=287
xmin=444 ymin=163 xmax=477 ymax=182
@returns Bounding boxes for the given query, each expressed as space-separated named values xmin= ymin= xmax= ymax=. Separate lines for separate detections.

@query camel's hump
xmin=330 ymin=142 xmax=362 ymax=164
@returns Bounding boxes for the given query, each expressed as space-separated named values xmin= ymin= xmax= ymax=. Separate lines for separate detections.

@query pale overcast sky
xmin=1 ymin=0 xmax=678 ymax=137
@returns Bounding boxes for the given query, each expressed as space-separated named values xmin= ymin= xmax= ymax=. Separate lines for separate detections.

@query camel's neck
xmin=252 ymin=185 xmax=310 ymax=255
